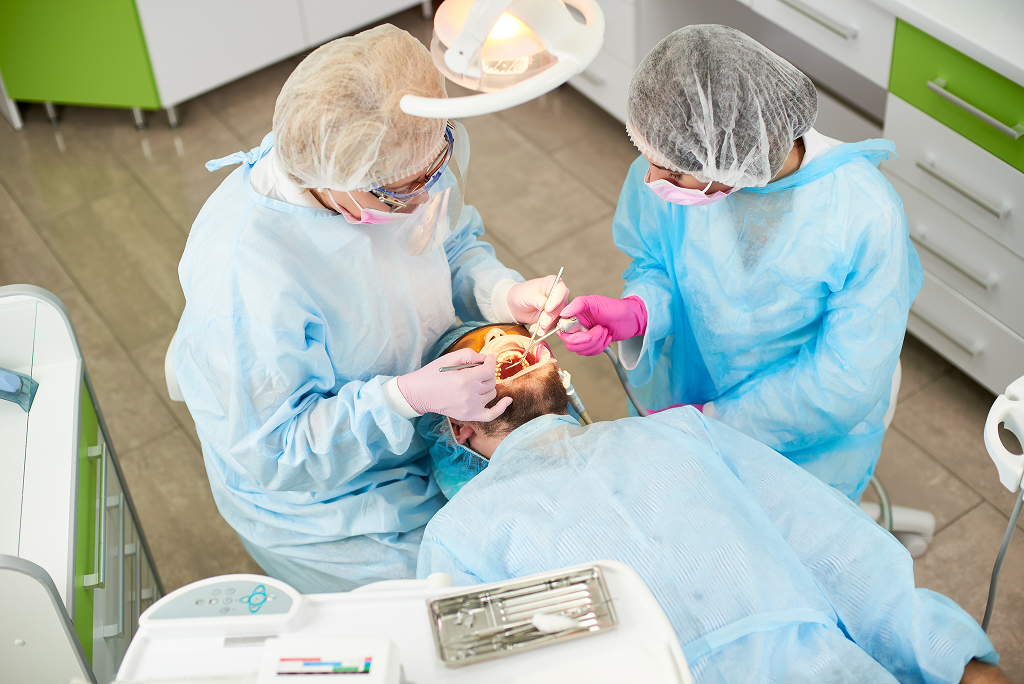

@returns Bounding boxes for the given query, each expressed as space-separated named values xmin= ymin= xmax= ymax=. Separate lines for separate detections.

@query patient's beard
xmin=469 ymin=362 xmax=568 ymax=439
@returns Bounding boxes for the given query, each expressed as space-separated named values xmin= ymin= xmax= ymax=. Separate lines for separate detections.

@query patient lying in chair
xmin=416 ymin=323 xmax=1007 ymax=684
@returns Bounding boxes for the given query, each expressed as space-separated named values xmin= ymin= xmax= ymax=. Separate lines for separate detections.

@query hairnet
xmin=626 ymin=25 xmax=818 ymax=188
xmin=273 ymin=24 xmax=448 ymax=192
xmin=419 ymin=322 xmax=492 ymax=500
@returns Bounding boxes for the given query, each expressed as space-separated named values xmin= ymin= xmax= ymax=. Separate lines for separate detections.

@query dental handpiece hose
xmin=559 ymin=315 xmax=651 ymax=418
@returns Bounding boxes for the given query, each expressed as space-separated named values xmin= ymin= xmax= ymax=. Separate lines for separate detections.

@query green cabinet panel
xmin=890 ymin=20 xmax=1024 ymax=173
xmin=74 ymin=381 xmax=99 ymax=664
xmin=0 ymin=0 xmax=160 ymax=108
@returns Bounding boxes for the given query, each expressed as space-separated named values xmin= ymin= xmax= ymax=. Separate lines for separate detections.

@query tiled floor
xmin=2 ymin=6 xmax=1022 ymax=678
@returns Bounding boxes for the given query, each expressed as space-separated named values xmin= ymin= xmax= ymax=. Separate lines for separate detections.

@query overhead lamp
xmin=400 ymin=0 xmax=604 ymax=119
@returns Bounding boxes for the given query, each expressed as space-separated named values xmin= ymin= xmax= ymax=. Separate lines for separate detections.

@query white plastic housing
xmin=401 ymin=0 xmax=604 ymax=118
xmin=985 ymin=375 xmax=1024 ymax=492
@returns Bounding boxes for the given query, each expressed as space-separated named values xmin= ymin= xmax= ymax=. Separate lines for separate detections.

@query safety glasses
xmin=370 ymin=121 xmax=455 ymax=212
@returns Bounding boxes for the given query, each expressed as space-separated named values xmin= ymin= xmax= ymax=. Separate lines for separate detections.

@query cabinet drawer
xmin=908 ymin=269 xmax=1024 ymax=396
xmin=595 ymin=0 xmax=636 ymax=67
xmin=889 ymin=20 xmax=1024 ymax=174
xmin=887 ymin=172 xmax=1024 ymax=337
xmin=750 ymin=0 xmax=895 ymax=89
xmin=883 ymin=94 xmax=1024 ymax=260
xmin=568 ymin=47 xmax=632 ymax=123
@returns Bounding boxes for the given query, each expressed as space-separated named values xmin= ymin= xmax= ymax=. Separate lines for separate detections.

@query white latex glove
xmin=507 ymin=275 xmax=570 ymax=333
xmin=397 ymin=348 xmax=512 ymax=421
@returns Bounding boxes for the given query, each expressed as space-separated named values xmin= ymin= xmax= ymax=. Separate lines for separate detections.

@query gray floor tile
xmin=117 ymin=427 xmax=263 ymax=592
xmin=199 ymin=58 xmax=297 ymax=145
xmin=551 ymin=99 xmax=640 ymax=204
xmin=498 ymin=84 xmax=622 ymax=155
xmin=913 ymin=503 xmax=1024 ymax=680
xmin=892 ymin=372 xmax=1023 ymax=530
xmin=462 ymin=115 xmax=612 ymax=258
xmin=0 ymin=182 xmax=73 ymax=293
xmin=130 ymin=329 xmax=200 ymax=451
xmin=529 ymin=214 xmax=631 ymax=300
xmin=96 ymin=100 xmax=247 ymax=231
xmin=899 ymin=332 xmax=953 ymax=402
xmin=861 ymin=426 xmax=981 ymax=531
xmin=0 ymin=107 xmax=134 ymax=223
xmin=59 ymin=286 xmax=178 ymax=453
xmin=37 ymin=183 xmax=186 ymax=349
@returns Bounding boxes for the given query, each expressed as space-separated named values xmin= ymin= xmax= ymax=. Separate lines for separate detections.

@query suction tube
xmin=560 ymin=370 xmax=592 ymax=425
xmin=983 ymin=486 xmax=1024 ymax=632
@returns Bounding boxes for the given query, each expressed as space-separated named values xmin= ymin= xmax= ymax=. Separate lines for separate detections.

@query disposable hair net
xmin=274 ymin=24 xmax=448 ymax=192
xmin=418 ymin=323 xmax=492 ymax=500
xmin=626 ymin=25 xmax=818 ymax=188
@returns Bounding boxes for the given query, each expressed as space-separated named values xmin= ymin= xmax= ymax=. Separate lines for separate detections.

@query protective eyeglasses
xmin=370 ymin=121 xmax=455 ymax=212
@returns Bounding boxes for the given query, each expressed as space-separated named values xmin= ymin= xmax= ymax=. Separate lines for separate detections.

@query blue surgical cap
xmin=418 ymin=322 xmax=493 ymax=500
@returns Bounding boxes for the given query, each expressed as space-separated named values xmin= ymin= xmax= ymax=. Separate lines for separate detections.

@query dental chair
xmin=163 ymin=333 xmax=936 ymax=556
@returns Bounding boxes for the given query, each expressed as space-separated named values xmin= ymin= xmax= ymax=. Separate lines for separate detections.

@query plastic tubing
xmin=983 ymin=485 xmax=1024 ymax=632
xmin=602 ymin=346 xmax=650 ymax=417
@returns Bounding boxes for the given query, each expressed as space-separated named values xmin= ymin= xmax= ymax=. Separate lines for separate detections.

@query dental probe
xmin=439 ymin=362 xmax=485 ymax=372
xmin=526 ymin=266 xmax=564 ymax=354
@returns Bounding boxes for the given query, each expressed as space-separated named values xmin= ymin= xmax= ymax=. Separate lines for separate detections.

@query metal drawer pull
xmin=83 ymin=444 xmax=107 ymax=590
xmin=577 ymin=69 xmax=606 ymax=87
xmin=915 ymin=160 xmax=1010 ymax=219
xmin=910 ymin=229 xmax=998 ymax=290
xmin=927 ymin=78 xmax=1024 ymax=140
xmin=778 ymin=0 xmax=858 ymax=39
xmin=102 ymin=492 xmax=125 ymax=640
xmin=911 ymin=309 xmax=983 ymax=357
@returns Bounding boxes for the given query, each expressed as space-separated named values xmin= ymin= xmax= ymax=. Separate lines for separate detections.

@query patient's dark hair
xmin=469 ymin=363 xmax=569 ymax=439
xmin=444 ymin=327 xmax=569 ymax=439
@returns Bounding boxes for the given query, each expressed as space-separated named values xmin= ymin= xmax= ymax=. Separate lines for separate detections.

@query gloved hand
xmin=507 ymin=275 xmax=570 ymax=333
xmin=558 ymin=295 xmax=648 ymax=356
xmin=397 ymin=348 xmax=512 ymax=421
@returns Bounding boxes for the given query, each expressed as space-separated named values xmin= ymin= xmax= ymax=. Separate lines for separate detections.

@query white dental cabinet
xmin=570 ymin=0 xmax=1024 ymax=395
xmin=1 ymin=286 xmax=164 ymax=684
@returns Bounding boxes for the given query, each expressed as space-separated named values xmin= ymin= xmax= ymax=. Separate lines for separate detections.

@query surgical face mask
xmin=319 ymin=120 xmax=471 ymax=257
xmin=318 ymin=189 xmax=411 ymax=225
xmin=644 ymin=170 xmax=739 ymax=207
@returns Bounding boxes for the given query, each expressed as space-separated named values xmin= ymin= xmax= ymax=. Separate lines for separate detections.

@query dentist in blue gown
xmin=173 ymin=25 xmax=569 ymax=592
xmin=560 ymin=25 xmax=922 ymax=499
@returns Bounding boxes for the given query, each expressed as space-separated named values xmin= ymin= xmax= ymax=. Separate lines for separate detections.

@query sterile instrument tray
xmin=427 ymin=564 xmax=617 ymax=667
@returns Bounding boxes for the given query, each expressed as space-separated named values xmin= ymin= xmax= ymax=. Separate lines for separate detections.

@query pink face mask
xmin=644 ymin=171 xmax=739 ymax=207
xmin=318 ymin=189 xmax=411 ymax=225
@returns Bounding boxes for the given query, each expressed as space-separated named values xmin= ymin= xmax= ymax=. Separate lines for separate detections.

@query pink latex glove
xmin=397 ymin=349 xmax=512 ymax=421
xmin=507 ymin=275 xmax=570 ymax=333
xmin=649 ymin=403 xmax=704 ymax=415
xmin=558 ymin=295 xmax=648 ymax=356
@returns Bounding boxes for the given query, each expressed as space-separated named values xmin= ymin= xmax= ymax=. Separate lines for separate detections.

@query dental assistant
xmin=560 ymin=25 xmax=922 ymax=499
xmin=173 ymin=25 xmax=568 ymax=593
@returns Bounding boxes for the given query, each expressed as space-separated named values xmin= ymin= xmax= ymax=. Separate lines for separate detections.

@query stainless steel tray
xmin=427 ymin=565 xmax=617 ymax=667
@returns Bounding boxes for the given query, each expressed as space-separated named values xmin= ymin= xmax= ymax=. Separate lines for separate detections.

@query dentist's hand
xmin=398 ymin=349 xmax=512 ymax=421
xmin=507 ymin=275 xmax=570 ymax=333
xmin=558 ymin=295 xmax=648 ymax=356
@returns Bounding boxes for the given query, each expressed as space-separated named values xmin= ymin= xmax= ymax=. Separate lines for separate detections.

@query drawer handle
xmin=927 ymin=78 xmax=1024 ymax=141
xmin=911 ymin=309 xmax=984 ymax=357
xmin=778 ymin=0 xmax=858 ymax=40
xmin=102 ymin=492 xmax=125 ymax=640
xmin=83 ymin=444 xmax=107 ymax=590
xmin=577 ymin=69 xmax=606 ymax=87
xmin=910 ymin=228 xmax=998 ymax=290
xmin=915 ymin=160 xmax=1010 ymax=219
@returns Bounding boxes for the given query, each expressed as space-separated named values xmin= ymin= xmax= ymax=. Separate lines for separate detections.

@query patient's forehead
xmin=448 ymin=324 xmax=530 ymax=353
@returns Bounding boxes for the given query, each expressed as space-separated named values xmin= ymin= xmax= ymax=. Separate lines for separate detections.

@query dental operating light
xmin=399 ymin=0 xmax=604 ymax=118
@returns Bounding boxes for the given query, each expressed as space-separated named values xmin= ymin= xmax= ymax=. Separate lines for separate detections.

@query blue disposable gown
xmin=174 ymin=134 xmax=522 ymax=591
xmin=418 ymin=411 xmax=996 ymax=683
xmin=615 ymin=142 xmax=923 ymax=498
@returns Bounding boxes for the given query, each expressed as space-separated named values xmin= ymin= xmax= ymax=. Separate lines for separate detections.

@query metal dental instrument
xmin=439 ymin=362 xmax=486 ymax=372
xmin=525 ymin=267 xmax=563 ymax=356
